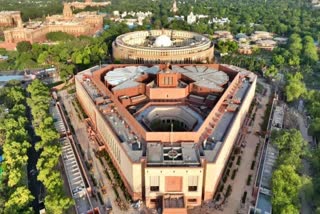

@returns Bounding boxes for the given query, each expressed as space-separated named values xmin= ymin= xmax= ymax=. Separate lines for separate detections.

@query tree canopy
xmin=285 ymin=72 xmax=307 ymax=102
xmin=271 ymin=129 xmax=306 ymax=213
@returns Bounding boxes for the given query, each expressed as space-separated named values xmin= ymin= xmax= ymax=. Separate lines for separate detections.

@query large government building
xmin=112 ymin=29 xmax=214 ymax=64
xmin=67 ymin=0 xmax=111 ymax=9
xmin=0 ymin=4 xmax=104 ymax=49
xmin=75 ymin=63 xmax=256 ymax=213
xmin=0 ymin=11 xmax=22 ymax=27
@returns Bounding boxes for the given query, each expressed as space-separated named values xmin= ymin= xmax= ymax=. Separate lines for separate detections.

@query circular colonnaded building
xmin=112 ymin=29 xmax=214 ymax=64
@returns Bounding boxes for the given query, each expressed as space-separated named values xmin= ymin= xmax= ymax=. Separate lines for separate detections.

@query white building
xmin=187 ymin=12 xmax=196 ymax=24
xmin=168 ymin=15 xmax=184 ymax=22
xmin=209 ymin=17 xmax=230 ymax=25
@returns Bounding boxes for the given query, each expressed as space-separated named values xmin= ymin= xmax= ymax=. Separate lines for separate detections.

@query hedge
xmin=251 ymin=161 xmax=256 ymax=170
xmin=241 ymin=191 xmax=247 ymax=203
xmin=231 ymin=169 xmax=238 ymax=180
xmin=226 ymin=185 xmax=232 ymax=198
xmin=247 ymin=175 xmax=252 ymax=185
xmin=236 ymin=156 xmax=241 ymax=165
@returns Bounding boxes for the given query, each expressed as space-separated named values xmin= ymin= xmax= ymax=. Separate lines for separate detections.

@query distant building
xmin=112 ymin=29 xmax=214 ymax=64
xmin=0 ymin=3 xmax=104 ymax=49
xmin=112 ymin=11 xmax=152 ymax=27
xmin=66 ymin=0 xmax=111 ymax=10
xmin=273 ymin=37 xmax=288 ymax=45
xmin=209 ymin=17 xmax=230 ymax=25
xmin=250 ymin=31 xmax=273 ymax=41
xmin=187 ymin=12 xmax=196 ymax=24
xmin=168 ymin=16 xmax=184 ymax=22
xmin=238 ymin=44 xmax=253 ymax=55
xmin=255 ymin=39 xmax=277 ymax=51
xmin=171 ymin=0 xmax=178 ymax=14
xmin=113 ymin=11 xmax=120 ymax=17
xmin=213 ymin=31 xmax=233 ymax=40
xmin=0 ymin=11 xmax=22 ymax=27
xmin=75 ymin=63 xmax=257 ymax=211
xmin=0 ymin=55 xmax=9 ymax=61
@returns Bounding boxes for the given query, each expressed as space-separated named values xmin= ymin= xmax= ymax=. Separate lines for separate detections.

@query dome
xmin=153 ymin=35 xmax=173 ymax=47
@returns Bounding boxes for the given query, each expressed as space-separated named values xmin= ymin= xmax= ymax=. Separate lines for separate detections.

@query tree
xmin=285 ymin=72 xmax=307 ymax=102
xmin=303 ymin=36 xmax=319 ymax=65
xmin=272 ymin=55 xmax=285 ymax=67
xmin=272 ymin=165 xmax=302 ymax=214
xmin=309 ymin=118 xmax=320 ymax=139
xmin=288 ymin=33 xmax=302 ymax=56
xmin=16 ymin=41 xmax=32 ymax=53
xmin=46 ymin=31 xmax=75 ymax=42
xmin=264 ymin=65 xmax=278 ymax=78
xmin=4 ymin=186 xmax=34 ymax=213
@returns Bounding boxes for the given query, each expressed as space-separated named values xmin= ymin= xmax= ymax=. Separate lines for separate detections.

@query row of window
xmin=150 ymin=198 xmax=197 ymax=203
xmin=149 ymin=176 xmax=198 ymax=192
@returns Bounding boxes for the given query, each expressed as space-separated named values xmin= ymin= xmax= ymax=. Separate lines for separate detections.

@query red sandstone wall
xmin=147 ymin=87 xmax=189 ymax=100
xmin=203 ymin=76 xmax=257 ymax=201
xmin=113 ymin=83 xmax=145 ymax=98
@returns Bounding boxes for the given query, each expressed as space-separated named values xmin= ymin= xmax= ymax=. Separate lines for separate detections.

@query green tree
xmin=285 ymin=72 xmax=306 ymax=102
xmin=272 ymin=55 xmax=285 ymax=67
xmin=4 ymin=186 xmax=34 ymax=214
xmin=272 ymin=165 xmax=302 ymax=214
xmin=303 ymin=36 xmax=319 ymax=64
xmin=16 ymin=41 xmax=32 ymax=53
xmin=264 ymin=65 xmax=278 ymax=78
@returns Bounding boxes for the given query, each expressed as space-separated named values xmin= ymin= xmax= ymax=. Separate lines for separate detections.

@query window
xmin=188 ymin=198 xmax=197 ymax=203
xmin=150 ymin=176 xmax=160 ymax=192
xmin=188 ymin=186 xmax=197 ymax=191
xmin=150 ymin=186 xmax=159 ymax=191
xmin=188 ymin=176 xmax=198 ymax=192
xmin=150 ymin=199 xmax=157 ymax=203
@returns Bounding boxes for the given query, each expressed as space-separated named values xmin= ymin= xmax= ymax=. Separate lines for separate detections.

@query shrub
xmin=234 ymin=147 xmax=241 ymax=155
xmin=228 ymin=162 xmax=233 ymax=168
xmin=236 ymin=156 xmax=241 ymax=165
xmin=46 ymin=31 xmax=75 ymax=41
xmin=251 ymin=161 xmax=256 ymax=170
xmin=85 ymin=160 xmax=91 ymax=170
xmin=222 ymin=175 xmax=228 ymax=183
xmin=97 ymin=191 xmax=104 ymax=205
xmin=104 ymin=169 xmax=111 ymax=180
xmin=226 ymin=169 xmax=230 ymax=176
xmin=113 ymin=186 xmax=120 ymax=198
xmin=219 ymin=183 xmax=224 ymax=192
xmin=241 ymin=191 xmax=247 ymax=203
xmin=247 ymin=175 xmax=252 ymax=185
xmin=91 ymin=175 xmax=97 ymax=186
xmin=226 ymin=185 xmax=232 ymax=198
xmin=98 ymin=157 xmax=104 ymax=165
xmin=254 ymin=143 xmax=260 ymax=157
xmin=215 ymin=193 xmax=221 ymax=201
xmin=231 ymin=156 xmax=235 ymax=161
xmin=231 ymin=169 xmax=238 ymax=180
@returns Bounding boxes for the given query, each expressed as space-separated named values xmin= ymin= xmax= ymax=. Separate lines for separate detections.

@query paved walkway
xmin=59 ymin=90 xmax=142 ymax=214
xmin=294 ymin=110 xmax=313 ymax=214
xmin=221 ymin=81 xmax=271 ymax=214
xmin=190 ymin=80 xmax=271 ymax=214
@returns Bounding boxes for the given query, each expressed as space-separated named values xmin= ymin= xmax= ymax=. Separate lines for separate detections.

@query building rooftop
xmin=76 ymin=64 xmax=257 ymax=165
xmin=172 ymin=65 xmax=229 ymax=91
xmin=147 ymin=143 xmax=200 ymax=166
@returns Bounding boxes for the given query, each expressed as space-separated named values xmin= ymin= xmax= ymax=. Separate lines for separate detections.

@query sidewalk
xmin=59 ymin=90 xmax=141 ymax=214
xmin=190 ymin=80 xmax=271 ymax=214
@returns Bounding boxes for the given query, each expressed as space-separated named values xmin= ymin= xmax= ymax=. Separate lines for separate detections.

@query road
xmin=26 ymin=98 xmax=44 ymax=213
xmin=294 ymin=110 xmax=313 ymax=214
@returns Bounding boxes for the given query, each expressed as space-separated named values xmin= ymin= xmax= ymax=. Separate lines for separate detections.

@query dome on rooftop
xmin=153 ymin=35 xmax=173 ymax=47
